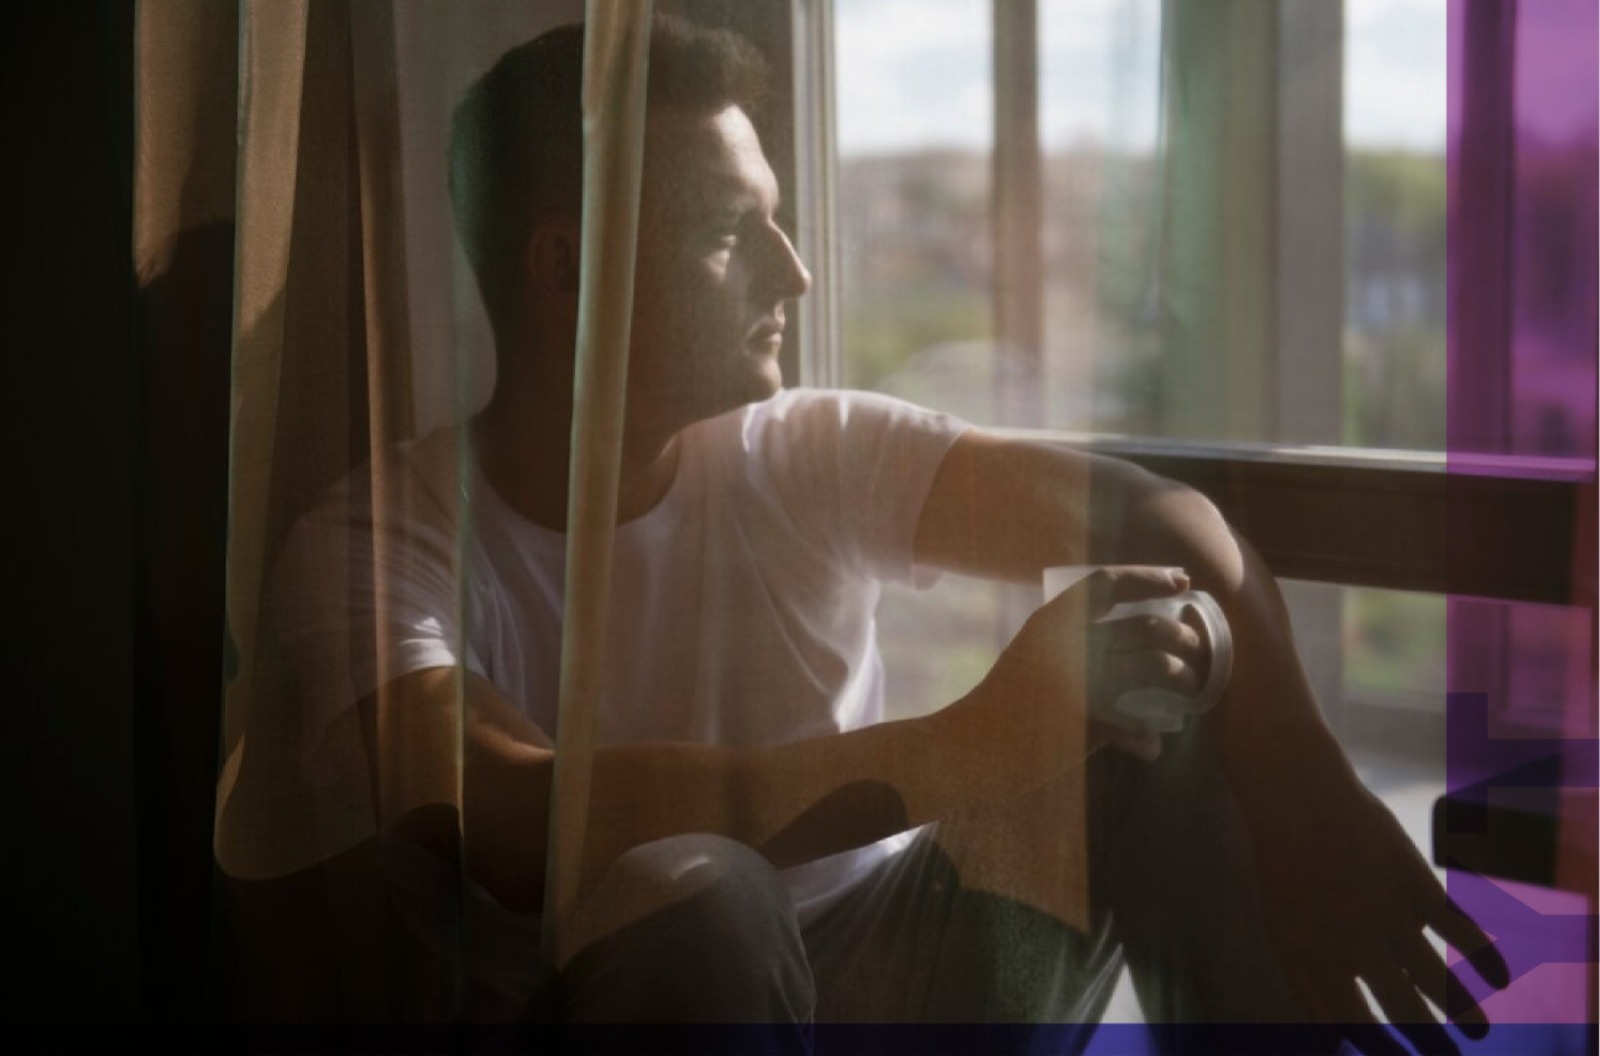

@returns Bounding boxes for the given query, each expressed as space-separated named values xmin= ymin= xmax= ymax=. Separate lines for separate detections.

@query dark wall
xmin=3 ymin=0 xmax=144 ymax=1022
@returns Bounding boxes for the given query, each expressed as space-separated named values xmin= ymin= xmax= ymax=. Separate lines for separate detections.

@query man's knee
xmin=569 ymin=834 xmax=785 ymax=939
xmin=559 ymin=834 xmax=814 ymax=1024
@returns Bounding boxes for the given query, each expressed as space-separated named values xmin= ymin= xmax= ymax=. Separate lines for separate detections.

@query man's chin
xmin=728 ymin=350 xmax=784 ymax=405
xmin=750 ymin=357 xmax=784 ymax=399
xmin=660 ymin=360 xmax=785 ymax=431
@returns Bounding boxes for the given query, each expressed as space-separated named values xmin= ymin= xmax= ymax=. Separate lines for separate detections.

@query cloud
xmin=1345 ymin=0 xmax=1447 ymax=149
xmin=836 ymin=0 xmax=1448 ymax=156
xmin=836 ymin=0 xmax=992 ymax=154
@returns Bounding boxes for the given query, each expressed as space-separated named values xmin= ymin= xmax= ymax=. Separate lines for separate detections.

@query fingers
xmin=1393 ymin=930 xmax=1490 ymax=1040
xmin=1428 ymin=895 xmax=1510 ymax=990
xmin=1309 ymin=972 xmax=1409 ymax=1056
xmin=1362 ymin=962 xmax=1460 ymax=1056
xmin=1098 ymin=645 xmax=1202 ymax=699
xmin=1026 ymin=567 xmax=1198 ymax=729
xmin=1092 ymin=613 xmax=1205 ymax=700
xmin=1105 ymin=610 xmax=1205 ymax=658
xmin=1089 ymin=719 xmax=1162 ymax=762
xmin=1079 ymin=565 xmax=1190 ymax=619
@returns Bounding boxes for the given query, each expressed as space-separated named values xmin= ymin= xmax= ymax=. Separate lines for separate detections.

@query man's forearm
xmin=914 ymin=431 xmax=1356 ymax=820
xmin=377 ymin=668 xmax=1065 ymax=913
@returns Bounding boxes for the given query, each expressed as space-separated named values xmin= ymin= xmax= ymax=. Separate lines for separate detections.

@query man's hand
xmin=945 ymin=565 xmax=1208 ymax=779
xmin=914 ymin=431 xmax=1511 ymax=1048
xmin=1244 ymin=759 xmax=1509 ymax=1055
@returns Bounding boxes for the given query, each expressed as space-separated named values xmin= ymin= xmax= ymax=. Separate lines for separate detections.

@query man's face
xmin=626 ymin=104 xmax=812 ymax=439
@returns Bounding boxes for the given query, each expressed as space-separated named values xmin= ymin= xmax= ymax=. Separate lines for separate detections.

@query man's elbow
xmin=1119 ymin=468 xmax=1246 ymax=596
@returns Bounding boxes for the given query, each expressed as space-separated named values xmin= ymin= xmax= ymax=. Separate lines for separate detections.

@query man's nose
xmin=757 ymin=225 xmax=812 ymax=301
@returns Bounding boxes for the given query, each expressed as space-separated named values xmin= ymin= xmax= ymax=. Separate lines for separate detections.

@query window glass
xmin=1034 ymin=0 xmax=1163 ymax=434
xmin=1344 ymin=587 xmax=1447 ymax=703
xmin=1344 ymin=0 xmax=1448 ymax=450
xmin=1506 ymin=0 xmax=1598 ymax=458
xmin=836 ymin=0 xmax=993 ymax=403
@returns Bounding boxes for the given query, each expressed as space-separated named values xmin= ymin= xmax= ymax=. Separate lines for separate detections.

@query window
xmin=808 ymin=0 xmax=1594 ymax=914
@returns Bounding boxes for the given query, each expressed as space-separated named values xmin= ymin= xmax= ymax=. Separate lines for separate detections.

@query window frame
xmin=795 ymin=0 xmax=1595 ymax=759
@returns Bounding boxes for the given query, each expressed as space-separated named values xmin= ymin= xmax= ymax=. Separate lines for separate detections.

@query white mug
xmin=1042 ymin=566 xmax=1233 ymax=734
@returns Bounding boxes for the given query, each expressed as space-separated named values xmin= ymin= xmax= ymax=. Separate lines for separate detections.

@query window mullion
xmin=791 ymin=0 xmax=842 ymax=388
xmin=991 ymin=0 xmax=1043 ymax=427
xmin=1273 ymin=0 xmax=1344 ymax=445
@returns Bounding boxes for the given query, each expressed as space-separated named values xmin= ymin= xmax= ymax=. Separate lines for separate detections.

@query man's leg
xmin=803 ymin=826 xmax=1124 ymax=1027
xmin=556 ymin=833 xmax=816 ymax=1029
xmin=1092 ymin=722 xmax=1304 ymax=1024
xmin=804 ymin=722 xmax=1302 ymax=1032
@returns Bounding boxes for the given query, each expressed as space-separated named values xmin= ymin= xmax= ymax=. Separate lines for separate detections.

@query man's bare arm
xmin=363 ymin=566 xmax=1188 ymax=915
xmin=914 ymin=430 xmax=1329 ymax=759
xmin=913 ymin=429 xmax=1506 ymax=1044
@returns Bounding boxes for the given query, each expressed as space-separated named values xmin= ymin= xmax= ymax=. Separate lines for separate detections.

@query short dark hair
xmin=449 ymin=15 xmax=769 ymax=330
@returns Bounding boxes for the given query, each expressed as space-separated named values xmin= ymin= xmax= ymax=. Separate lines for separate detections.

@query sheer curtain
xmin=142 ymin=0 xmax=819 ymax=1020
xmin=141 ymin=0 xmax=593 ymax=1017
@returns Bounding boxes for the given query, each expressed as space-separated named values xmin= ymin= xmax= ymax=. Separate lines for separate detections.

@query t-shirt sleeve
xmin=268 ymin=463 xmax=469 ymax=781
xmin=759 ymin=389 xmax=970 ymax=586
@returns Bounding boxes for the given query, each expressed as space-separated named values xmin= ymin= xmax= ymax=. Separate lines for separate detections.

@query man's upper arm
xmin=269 ymin=452 xmax=474 ymax=781
xmin=913 ymin=429 xmax=1142 ymax=582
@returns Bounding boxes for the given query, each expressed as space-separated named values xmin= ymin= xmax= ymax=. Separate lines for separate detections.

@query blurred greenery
xmin=840 ymin=147 xmax=1448 ymax=449
xmin=1341 ymin=149 xmax=1448 ymax=449
xmin=844 ymin=288 xmax=990 ymax=390
xmin=1342 ymin=588 xmax=1447 ymax=698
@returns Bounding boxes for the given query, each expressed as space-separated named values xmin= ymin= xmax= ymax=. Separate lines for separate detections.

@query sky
xmin=836 ymin=0 xmax=1449 ymax=156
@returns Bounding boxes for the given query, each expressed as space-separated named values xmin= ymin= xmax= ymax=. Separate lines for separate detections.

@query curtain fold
xmin=217 ymin=0 xmax=377 ymax=883
xmin=1156 ymin=0 xmax=1276 ymax=441
xmin=174 ymin=0 xmax=632 ymax=1019
xmin=544 ymin=0 xmax=655 ymax=969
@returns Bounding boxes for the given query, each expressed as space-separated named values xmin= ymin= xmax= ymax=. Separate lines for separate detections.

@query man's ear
xmin=527 ymin=221 xmax=581 ymax=299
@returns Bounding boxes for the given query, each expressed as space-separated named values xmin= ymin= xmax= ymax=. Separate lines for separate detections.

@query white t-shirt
xmin=273 ymin=387 xmax=968 ymax=920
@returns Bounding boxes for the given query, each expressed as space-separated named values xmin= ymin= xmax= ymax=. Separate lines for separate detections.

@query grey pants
xmin=553 ymin=725 xmax=1303 ymax=1034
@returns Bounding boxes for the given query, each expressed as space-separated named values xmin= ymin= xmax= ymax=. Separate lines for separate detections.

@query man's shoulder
xmin=686 ymin=388 xmax=968 ymax=505
xmin=271 ymin=427 xmax=469 ymax=627
xmin=722 ymin=387 xmax=959 ymax=447
xmin=689 ymin=388 xmax=893 ymax=472
xmin=287 ymin=426 xmax=465 ymax=550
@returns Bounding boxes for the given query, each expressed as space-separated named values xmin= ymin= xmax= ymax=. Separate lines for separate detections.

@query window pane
xmin=1036 ymin=0 xmax=1163 ymax=434
xmin=836 ymin=0 xmax=994 ymax=403
xmin=1344 ymin=0 xmax=1448 ymax=450
xmin=1506 ymin=0 xmax=1598 ymax=458
xmin=1344 ymin=586 xmax=1447 ymax=704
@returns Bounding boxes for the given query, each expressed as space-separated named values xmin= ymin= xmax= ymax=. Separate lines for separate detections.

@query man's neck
xmin=472 ymin=393 xmax=682 ymax=533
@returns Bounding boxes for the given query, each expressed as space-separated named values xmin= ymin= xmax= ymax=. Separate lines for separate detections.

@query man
xmin=273 ymin=15 xmax=1505 ymax=1047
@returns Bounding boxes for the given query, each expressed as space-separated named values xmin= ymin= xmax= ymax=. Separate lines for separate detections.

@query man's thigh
xmin=802 ymin=826 xmax=1124 ymax=1025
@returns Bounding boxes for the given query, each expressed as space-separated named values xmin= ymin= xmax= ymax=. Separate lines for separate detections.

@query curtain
xmin=1443 ymin=0 xmax=1598 ymax=1036
xmin=141 ymin=0 xmax=591 ymax=1017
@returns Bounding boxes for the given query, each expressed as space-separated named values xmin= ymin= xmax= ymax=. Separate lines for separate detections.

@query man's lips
xmin=746 ymin=318 xmax=784 ymax=346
